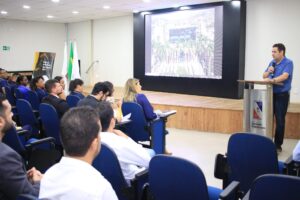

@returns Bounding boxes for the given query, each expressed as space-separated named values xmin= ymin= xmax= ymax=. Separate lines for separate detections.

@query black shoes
xmin=276 ymin=146 xmax=282 ymax=153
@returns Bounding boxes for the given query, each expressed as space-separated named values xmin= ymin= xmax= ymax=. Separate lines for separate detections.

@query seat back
xmin=66 ymin=95 xmax=80 ymax=108
xmin=149 ymin=155 xmax=209 ymax=200
xmin=27 ymin=90 xmax=40 ymax=110
xmin=4 ymin=86 xmax=16 ymax=106
xmin=227 ymin=133 xmax=278 ymax=194
xmin=92 ymin=143 xmax=128 ymax=200
xmin=15 ymin=88 xmax=24 ymax=99
xmin=16 ymin=99 xmax=38 ymax=128
xmin=39 ymin=103 xmax=61 ymax=145
xmin=248 ymin=174 xmax=300 ymax=200
xmin=121 ymin=102 xmax=150 ymax=142
xmin=2 ymin=126 xmax=26 ymax=154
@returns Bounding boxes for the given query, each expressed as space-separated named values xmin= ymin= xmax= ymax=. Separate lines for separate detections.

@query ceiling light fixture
xmin=141 ymin=11 xmax=151 ymax=15
xmin=179 ymin=6 xmax=191 ymax=10
xmin=0 ymin=10 xmax=8 ymax=15
xmin=47 ymin=15 xmax=54 ymax=19
xmin=143 ymin=0 xmax=151 ymax=2
xmin=231 ymin=0 xmax=241 ymax=7
xmin=72 ymin=11 xmax=79 ymax=14
xmin=23 ymin=5 xmax=31 ymax=9
xmin=51 ymin=0 xmax=60 ymax=3
xmin=103 ymin=5 xmax=110 ymax=9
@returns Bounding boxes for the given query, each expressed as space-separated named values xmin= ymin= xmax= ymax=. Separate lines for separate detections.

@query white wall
xmin=245 ymin=0 xmax=300 ymax=102
xmin=0 ymin=19 xmax=65 ymax=77
xmin=66 ymin=21 xmax=92 ymax=84
xmin=93 ymin=15 xmax=133 ymax=87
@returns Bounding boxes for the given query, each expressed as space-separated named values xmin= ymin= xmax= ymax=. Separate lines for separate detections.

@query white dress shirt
xmin=293 ymin=141 xmax=300 ymax=162
xmin=101 ymin=132 xmax=151 ymax=183
xmin=39 ymin=157 xmax=118 ymax=200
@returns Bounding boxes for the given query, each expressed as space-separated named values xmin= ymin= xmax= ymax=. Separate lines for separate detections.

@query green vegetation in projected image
xmin=147 ymin=7 xmax=222 ymax=79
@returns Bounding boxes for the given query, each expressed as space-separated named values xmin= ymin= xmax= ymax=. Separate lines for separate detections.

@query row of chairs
xmin=3 ymin=98 xmax=62 ymax=172
xmin=94 ymin=132 xmax=300 ymax=200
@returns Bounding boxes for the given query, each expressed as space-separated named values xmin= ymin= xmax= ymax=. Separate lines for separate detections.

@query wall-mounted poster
xmin=33 ymin=52 xmax=55 ymax=78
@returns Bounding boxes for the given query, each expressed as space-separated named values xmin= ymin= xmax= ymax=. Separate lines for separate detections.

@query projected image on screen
xmin=145 ymin=6 xmax=223 ymax=79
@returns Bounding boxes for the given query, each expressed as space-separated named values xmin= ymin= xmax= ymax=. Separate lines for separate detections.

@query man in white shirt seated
xmin=97 ymin=101 xmax=155 ymax=184
xmin=39 ymin=107 xmax=117 ymax=200
xmin=293 ymin=141 xmax=300 ymax=162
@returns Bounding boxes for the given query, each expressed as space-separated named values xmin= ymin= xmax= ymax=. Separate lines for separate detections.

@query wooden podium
xmin=238 ymin=80 xmax=280 ymax=139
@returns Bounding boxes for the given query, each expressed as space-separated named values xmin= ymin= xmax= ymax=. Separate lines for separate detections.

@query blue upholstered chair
xmin=214 ymin=133 xmax=282 ymax=198
xmin=17 ymin=194 xmax=38 ymax=200
xmin=27 ymin=90 xmax=40 ymax=111
xmin=4 ymin=86 xmax=16 ymax=106
xmin=92 ymin=143 xmax=148 ymax=200
xmin=145 ymin=155 xmax=239 ymax=200
xmin=39 ymin=103 xmax=61 ymax=148
xmin=243 ymin=174 xmax=300 ymax=200
xmin=66 ymin=95 xmax=81 ymax=108
xmin=4 ymin=86 xmax=18 ymax=115
xmin=122 ymin=102 xmax=165 ymax=154
xmin=15 ymin=88 xmax=24 ymax=99
xmin=16 ymin=99 xmax=40 ymax=136
xmin=2 ymin=126 xmax=56 ymax=172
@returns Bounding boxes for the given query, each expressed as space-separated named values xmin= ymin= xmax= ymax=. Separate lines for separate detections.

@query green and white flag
xmin=67 ymin=42 xmax=81 ymax=80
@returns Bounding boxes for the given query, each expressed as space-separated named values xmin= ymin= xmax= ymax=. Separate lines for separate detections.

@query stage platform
xmin=84 ymin=86 xmax=300 ymax=139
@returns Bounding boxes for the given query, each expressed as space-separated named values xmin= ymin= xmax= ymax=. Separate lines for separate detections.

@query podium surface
xmin=238 ymin=80 xmax=281 ymax=138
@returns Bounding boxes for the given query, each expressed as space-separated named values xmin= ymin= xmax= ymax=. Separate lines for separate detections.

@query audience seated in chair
xmin=42 ymin=79 xmax=69 ymax=118
xmin=39 ymin=106 xmax=117 ymax=200
xmin=97 ymin=101 xmax=154 ymax=184
xmin=53 ymin=76 xmax=67 ymax=100
xmin=7 ymin=72 xmax=19 ymax=94
xmin=0 ymin=68 xmax=9 ymax=94
xmin=0 ymin=94 xmax=43 ymax=199
xmin=68 ymin=78 xmax=85 ymax=99
xmin=77 ymin=82 xmax=110 ymax=108
xmin=30 ymin=76 xmax=47 ymax=102
xmin=293 ymin=140 xmax=300 ymax=162
xmin=103 ymin=81 xmax=123 ymax=122
xmin=123 ymin=78 xmax=157 ymax=121
xmin=16 ymin=75 xmax=31 ymax=99
xmin=123 ymin=78 xmax=171 ymax=154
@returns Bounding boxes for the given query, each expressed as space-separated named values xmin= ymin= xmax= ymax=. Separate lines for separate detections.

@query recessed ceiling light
xmin=23 ymin=5 xmax=31 ymax=9
xmin=1 ymin=10 xmax=8 ymax=15
xmin=47 ymin=15 xmax=54 ymax=19
xmin=179 ymin=6 xmax=191 ymax=10
xmin=143 ymin=0 xmax=151 ymax=2
xmin=72 ymin=11 xmax=79 ymax=14
xmin=103 ymin=5 xmax=110 ymax=9
xmin=232 ymin=1 xmax=241 ymax=7
xmin=51 ymin=0 xmax=60 ymax=3
xmin=141 ymin=11 xmax=151 ymax=15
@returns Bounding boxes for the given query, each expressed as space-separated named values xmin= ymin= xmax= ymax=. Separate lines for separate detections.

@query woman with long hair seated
xmin=123 ymin=78 xmax=171 ymax=154
xmin=123 ymin=78 xmax=157 ymax=120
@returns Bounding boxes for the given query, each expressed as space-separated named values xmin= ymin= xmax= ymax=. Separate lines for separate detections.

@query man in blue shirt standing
xmin=263 ymin=43 xmax=293 ymax=152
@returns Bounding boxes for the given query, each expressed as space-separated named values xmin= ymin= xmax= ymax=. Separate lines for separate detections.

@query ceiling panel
xmin=0 ymin=0 xmax=226 ymax=23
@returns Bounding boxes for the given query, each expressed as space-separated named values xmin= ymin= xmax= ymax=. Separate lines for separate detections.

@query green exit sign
xmin=2 ymin=46 xmax=10 ymax=51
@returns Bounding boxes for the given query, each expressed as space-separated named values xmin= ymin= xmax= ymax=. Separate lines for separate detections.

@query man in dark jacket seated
xmin=77 ymin=82 xmax=110 ymax=109
xmin=42 ymin=79 xmax=69 ymax=118
xmin=0 ymin=94 xmax=43 ymax=199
